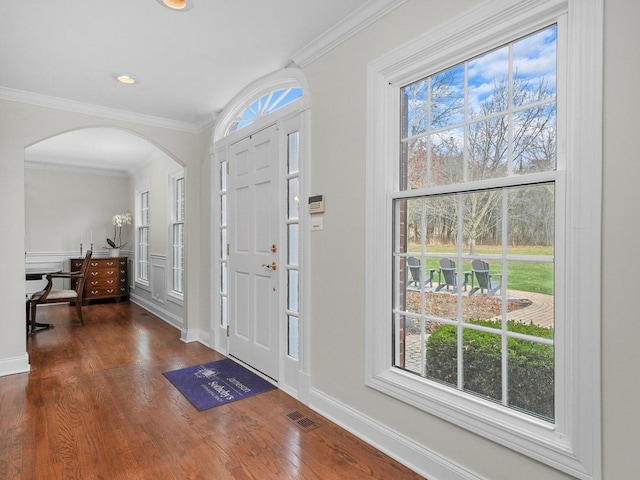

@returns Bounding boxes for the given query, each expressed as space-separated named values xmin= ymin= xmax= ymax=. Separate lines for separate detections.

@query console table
xmin=70 ymin=256 xmax=128 ymax=305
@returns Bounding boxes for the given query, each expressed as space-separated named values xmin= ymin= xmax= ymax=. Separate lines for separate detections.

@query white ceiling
xmin=25 ymin=128 xmax=166 ymax=176
xmin=2 ymin=0 xmax=402 ymax=173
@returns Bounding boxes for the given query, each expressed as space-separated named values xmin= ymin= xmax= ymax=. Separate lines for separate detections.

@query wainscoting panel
xmin=151 ymin=255 xmax=166 ymax=304
xmin=129 ymin=253 xmax=184 ymax=332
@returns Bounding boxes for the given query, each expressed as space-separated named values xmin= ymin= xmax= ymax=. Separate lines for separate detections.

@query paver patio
xmin=403 ymin=289 xmax=554 ymax=373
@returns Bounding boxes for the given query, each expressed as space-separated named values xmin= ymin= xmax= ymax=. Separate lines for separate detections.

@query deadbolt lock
xmin=271 ymin=244 xmax=278 ymax=253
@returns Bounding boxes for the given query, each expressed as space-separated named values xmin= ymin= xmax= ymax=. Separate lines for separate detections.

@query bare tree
xmin=401 ymin=72 xmax=556 ymax=252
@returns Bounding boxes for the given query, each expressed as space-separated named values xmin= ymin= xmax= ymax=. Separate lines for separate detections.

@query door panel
xmin=227 ymin=124 xmax=280 ymax=380
xmin=234 ymin=272 xmax=250 ymax=339
xmin=235 ymin=186 xmax=250 ymax=252
xmin=254 ymin=275 xmax=272 ymax=347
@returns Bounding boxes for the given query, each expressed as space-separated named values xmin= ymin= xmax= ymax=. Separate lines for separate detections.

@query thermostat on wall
xmin=308 ymin=194 xmax=325 ymax=214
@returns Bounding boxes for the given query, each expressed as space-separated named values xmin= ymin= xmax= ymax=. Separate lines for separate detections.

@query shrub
xmin=426 ymin=319 xmax=554 ymax=420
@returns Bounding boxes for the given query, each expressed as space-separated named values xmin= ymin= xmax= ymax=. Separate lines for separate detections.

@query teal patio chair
xmin=469 ymin=259 xmax=502 ymax=296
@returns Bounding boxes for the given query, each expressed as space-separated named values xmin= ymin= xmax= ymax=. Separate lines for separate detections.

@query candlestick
xmin=90 ymin=242 xmax=94 ymax=252
xmin=80 ymin=243 xmax=83 ymax=256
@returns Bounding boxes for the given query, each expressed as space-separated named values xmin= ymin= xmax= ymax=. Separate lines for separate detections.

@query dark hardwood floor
xmin=0 ymin=302 xmax=424 ymax=479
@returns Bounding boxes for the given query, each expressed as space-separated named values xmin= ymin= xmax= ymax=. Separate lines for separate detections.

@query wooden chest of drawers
xmin=70 ymin=256 xmax=128 ymax=305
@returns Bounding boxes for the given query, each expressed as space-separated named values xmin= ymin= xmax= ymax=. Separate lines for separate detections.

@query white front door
xmin=227 ymin=124 xmax=280 ymax=380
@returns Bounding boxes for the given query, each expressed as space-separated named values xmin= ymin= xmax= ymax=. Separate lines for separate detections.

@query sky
xmin=403 ymin=24 xmax=557 ymax=139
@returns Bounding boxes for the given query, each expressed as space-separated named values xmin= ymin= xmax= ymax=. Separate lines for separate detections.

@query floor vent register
xmin=286 ymin=410 xmax=322 ymax=432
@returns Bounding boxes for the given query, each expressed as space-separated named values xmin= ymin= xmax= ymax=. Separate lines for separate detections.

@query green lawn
xmin=407 ymin=244 xmax=553 ymax=295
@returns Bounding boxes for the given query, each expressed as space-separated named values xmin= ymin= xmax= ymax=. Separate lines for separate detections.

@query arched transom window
xmin=226 ymin=87 xmax=303 ymax=135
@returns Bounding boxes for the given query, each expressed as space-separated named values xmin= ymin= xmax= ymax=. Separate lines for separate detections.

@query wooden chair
xmin=27 ymin=250 xmax=92 ymax=334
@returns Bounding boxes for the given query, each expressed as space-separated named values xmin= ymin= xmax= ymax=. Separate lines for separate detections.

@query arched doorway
xmin=24 ymin=127 xmax=188 ymax=333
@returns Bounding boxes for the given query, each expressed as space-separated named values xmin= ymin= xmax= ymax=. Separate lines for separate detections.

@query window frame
xmin=393 ymin=23 xmax=560 ymax=420
xmin=285 ymin=130 xmax=300 ymax=359
xmin=225 ymin=87 xmax=303 ymax=136
xmin=364 ymin=1 xmax=602 ymax=478
xmin=217 ymin=151 xmax=228 ymax=332
xmin=135 ymin=181 xmax=150 ymax=286
xmin=168 ymin=169 xmax=185 ymax=301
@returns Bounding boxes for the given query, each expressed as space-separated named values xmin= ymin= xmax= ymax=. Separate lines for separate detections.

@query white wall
xmin=25 ymin=168 xmax=130 ymax=254
xmin=601 ymin=0 xmax=640 ymax=477
xmin=129 ymin=153 xmax=182 ymax=255
xmin=128 ymin=152 xmax=186 ymax=329
xmin=301 ymin=0 xmax=639 ymax=479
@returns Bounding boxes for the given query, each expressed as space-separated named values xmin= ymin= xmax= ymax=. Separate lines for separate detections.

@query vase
xmin=109 ymin=248 xmax=121 ymax=258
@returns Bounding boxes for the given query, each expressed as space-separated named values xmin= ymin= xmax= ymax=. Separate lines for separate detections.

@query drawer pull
xmin=75 ymin=255 xmax=128 ymax=298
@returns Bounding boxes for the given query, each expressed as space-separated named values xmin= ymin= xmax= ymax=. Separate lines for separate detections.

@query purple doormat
xmin=163 ymin=358 xmax=276 ymax=411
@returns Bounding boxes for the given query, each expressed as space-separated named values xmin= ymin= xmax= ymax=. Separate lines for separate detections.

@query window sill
xmin=366 ymin=368 xmax=589 ymax=477
xmin=167 ymin=291 xmax=184 ymax=306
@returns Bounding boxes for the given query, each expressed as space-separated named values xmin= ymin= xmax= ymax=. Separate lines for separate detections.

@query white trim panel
xmin=0 ymin=354 xmax=31 ymax=378
xmin=309 ymin=388 xmax=485 ymax=480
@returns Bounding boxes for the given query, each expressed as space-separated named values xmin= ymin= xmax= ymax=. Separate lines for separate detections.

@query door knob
xmin=262 ymin=261 xmax=278 ymax=271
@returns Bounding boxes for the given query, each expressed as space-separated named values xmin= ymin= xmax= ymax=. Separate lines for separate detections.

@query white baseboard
xmin=309 ymin=389 xmax=485 ymax=480
xmin=296 ymin=371 xmax=312 ymax=406
xmin=181 ymin=328 xmax=209 ymax=345
xmin=0 ymin=353 xmax=31 ymax=377
xmin=129 ymin=293 xmax=184 ymax=330
xmin=130 ymin=293 xmax=212 ymax=349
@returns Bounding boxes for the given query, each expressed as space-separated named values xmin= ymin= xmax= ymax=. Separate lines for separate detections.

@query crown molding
xmin=24 ymin=161 xmax=131 ymax=178
xmin=0 ymin=86 xmax=206 ymax=134
xmin=1 ymin=1 xmax=407 ymax=131
xmin=291 ymin=0 xmax=408 ymax=67
xmin=192 ymin=115 xmax=217 ymax=134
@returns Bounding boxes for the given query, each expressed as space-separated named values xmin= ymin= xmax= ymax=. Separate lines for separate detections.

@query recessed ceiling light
xmin=113 ymin=73 xmax=139 ymax=85
xmin=156 ymin=0 xmax=194 ymax=11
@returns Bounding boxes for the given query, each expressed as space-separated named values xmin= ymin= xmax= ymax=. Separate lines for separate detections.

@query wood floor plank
xmin=0 ymin=302 xmax=424 ymax=479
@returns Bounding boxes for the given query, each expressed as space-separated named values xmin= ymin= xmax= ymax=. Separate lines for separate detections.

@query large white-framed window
xmin=136 ymin=181 xmax=150 ymax=284
xmin=365 ymin=1 xmax=602 ymax=479
xmin=169 ymin=170 xmax=185 ymax=298
xmin=396 ymin=23 xmax=559 ymax=418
